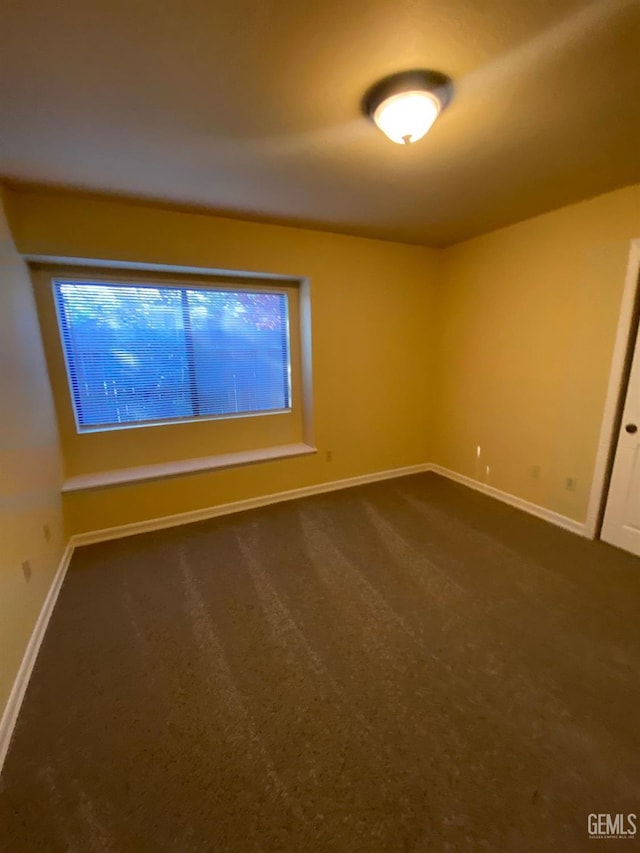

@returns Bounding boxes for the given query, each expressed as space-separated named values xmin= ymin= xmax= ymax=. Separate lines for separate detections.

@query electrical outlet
xmin=43 ymin=523 xmax=51 ymax=542
xmin=325 ymin=450 xmax=333 ymax=462
xmin=22 ymin=560 xmax=32 ymax=583
xmin=531 ymin=465 xmax=541 ymax=479
xmin=565 ymin=477 xmax=577 ymax=491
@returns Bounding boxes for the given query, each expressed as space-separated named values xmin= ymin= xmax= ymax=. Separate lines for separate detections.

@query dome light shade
xmin=373 ymin=91 xmax=440 ymax=145
xmin=363 ymin=69 xmax=453 ymax=146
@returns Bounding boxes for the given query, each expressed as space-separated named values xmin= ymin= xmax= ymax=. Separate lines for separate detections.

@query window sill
xmin=61 ymin=443 xmax=317 ymax=494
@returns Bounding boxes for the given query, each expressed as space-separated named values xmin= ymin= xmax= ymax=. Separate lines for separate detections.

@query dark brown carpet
xmin=1 ymin=472 xmax=639 ymax=852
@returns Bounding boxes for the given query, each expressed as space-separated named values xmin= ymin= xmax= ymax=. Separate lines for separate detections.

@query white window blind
xmin=53 ymin=279 xmax=292 ymax=431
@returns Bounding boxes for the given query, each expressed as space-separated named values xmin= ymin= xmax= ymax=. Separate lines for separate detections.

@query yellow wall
xmin=0 ymin=189 xmax=65 ymax=713
xmin=435 ymin=184 xmax=640 ymax=521
xmin=5 ymin=187 xmax=439 ymax=535
xmin=4 ymin=182 xmax=638 ymax=546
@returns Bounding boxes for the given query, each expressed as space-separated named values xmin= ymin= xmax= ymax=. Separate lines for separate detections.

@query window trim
xmin=28 ymin=257 xmax=315 ymax=488
xmin=51 ymin=274 xmax=296 ymax=434
xmin=61 ymin=442 xmax=317 ymax=493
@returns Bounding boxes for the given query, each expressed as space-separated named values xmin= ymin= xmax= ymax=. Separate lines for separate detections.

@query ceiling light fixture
xmin=363 ymin=69 xmax=454 ymax=145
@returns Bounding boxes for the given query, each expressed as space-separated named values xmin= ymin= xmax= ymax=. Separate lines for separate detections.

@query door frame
xmin=585 ymin=239 xmax=640 ymax=539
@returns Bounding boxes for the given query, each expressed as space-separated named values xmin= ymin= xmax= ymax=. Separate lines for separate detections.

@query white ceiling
xmin=1 ymin=0 xmax=638 ymax=246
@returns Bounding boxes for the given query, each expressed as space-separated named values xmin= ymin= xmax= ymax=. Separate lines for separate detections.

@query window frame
xmin=51 ymin=273 xmax=298 ymax=435
xmin=29 ymin=260 xmax=314 ymax=491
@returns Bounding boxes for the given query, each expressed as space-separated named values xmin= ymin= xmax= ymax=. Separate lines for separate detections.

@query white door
xmin=601 ymin=327 xmax=640 ymax=556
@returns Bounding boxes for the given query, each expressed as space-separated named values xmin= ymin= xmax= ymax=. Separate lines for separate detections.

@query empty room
xmin=1 ymin=0 xmax=639 ymax=849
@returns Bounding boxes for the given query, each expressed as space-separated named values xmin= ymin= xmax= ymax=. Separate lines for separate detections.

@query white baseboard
xmin=429 ymin=464 xmax=586 ymax=536
xmin=71 ymin=463 xmax=433 ymax=547
xmin=0 ymin=541 xmax=75 ymax=777
xmin=0 ymin=459 xmax=585 ymax=777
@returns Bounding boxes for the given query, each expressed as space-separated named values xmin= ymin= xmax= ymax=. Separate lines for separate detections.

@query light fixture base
xmin=362 ymin=69 xmax=453 ymax=117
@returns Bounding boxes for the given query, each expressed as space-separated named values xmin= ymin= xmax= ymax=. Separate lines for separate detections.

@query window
xmin=31 ymin=263 xmax=312 ymax=490
xmin=53 ymin=278 xmax=292 ymax=432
